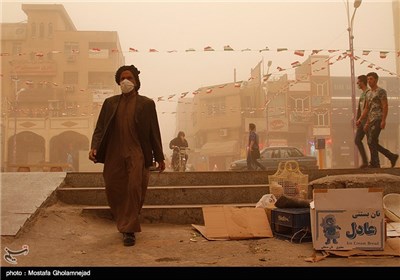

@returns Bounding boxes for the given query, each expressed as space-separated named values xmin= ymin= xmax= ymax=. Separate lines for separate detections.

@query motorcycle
xmin=171 ymin=146 xmax=189 ymax=172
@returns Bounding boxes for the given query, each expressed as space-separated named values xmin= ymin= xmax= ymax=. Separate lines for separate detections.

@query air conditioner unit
xmin=220 ymin=128 xmax=228 ymax=137
xmin=66 ymin=55 xmax=76 ymax=62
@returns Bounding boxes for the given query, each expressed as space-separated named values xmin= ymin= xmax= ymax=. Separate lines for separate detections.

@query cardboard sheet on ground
xmin=324 ymin=237 xmax=400 ymax=258
xmin=192 ymin=206 xmax=273 ymax=241
xmin=387 ymin=222 xmax=400 ymax=237
xmin=305 ymin=238 xmax=400 ymax=262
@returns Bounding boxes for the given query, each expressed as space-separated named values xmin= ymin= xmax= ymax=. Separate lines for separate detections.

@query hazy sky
xmin=1 ymin=0 xmax=397 ymax=148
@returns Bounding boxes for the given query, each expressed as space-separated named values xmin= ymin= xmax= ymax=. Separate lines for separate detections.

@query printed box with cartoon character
xmin=310 ymin=188 xmax=384 ymax=251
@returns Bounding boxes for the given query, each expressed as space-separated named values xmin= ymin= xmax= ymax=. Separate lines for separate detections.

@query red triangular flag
xmin=379 ymin=51 xmax=388 ymax=59
xmin=294 ymin=50 xmax=305 ymax=56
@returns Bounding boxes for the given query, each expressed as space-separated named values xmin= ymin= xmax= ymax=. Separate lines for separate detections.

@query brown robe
xmin=103 ymin=92 xmax=149 ymax=233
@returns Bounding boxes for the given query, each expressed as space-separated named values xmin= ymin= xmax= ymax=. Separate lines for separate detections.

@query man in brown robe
xmin=89 ymin=65 xmax=165 ymax=246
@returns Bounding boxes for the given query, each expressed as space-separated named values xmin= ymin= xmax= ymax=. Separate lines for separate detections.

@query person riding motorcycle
xmin=169 ymin=131 xmax=189 ymax=171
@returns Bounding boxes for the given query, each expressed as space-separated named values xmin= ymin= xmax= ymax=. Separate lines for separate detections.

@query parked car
xmin=229 ymin=146 xmax=318 ymax=171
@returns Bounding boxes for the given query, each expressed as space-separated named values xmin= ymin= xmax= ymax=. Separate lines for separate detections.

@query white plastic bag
xmin=255 ymin=194 xmax=277 ymax=208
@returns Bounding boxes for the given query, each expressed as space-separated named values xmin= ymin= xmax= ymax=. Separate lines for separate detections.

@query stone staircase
xmin=56 ymin=171 xmax=272 ymax=224
xmin=56 ymin=168 xmax=400 ymax=224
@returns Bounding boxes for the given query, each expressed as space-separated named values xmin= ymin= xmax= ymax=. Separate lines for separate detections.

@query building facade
xmin=265 ymin=55 xmax=332 ymax=168
xmin=175 ymin=65 xmax=267 ymax=171
xmin=175 ymin=57 xmax=333 ymax=171
xmin=175 ymin=53 xmax=399 ymax=171
xmin=1 ymin=4 xmax=124 ymax=171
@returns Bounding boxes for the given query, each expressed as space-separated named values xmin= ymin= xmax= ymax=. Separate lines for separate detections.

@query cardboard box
xmin=310 ymin=188 xmax=384 ymax=251
xmin=192 ymin=206 xmax=273 ymax=240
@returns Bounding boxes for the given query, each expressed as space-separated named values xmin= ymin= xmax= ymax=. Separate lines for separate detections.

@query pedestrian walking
xmin=89 ymin=65 xmax=165 ymax=246
xmin=247 ymin=123 xmax=265 ymax=171
xmin=354 ymin=75 xmax=369 ymax=168
xmin=357 ymin=72 xmax=398 ymax=168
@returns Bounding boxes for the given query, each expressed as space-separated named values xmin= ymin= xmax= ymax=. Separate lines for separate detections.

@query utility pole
xmin=263 ymin=60 xmax=272 ymax=147
xmin=346 ymin=0 xmax=362 ymax=167
xmin=12 ymin=77 xmax=26 ymax=164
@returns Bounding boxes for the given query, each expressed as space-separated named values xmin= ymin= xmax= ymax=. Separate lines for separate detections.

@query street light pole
xmin=263 ymin=60 xmax=272 ymax=147
xmin=12 ymin=77 xmax=26 ymax=164
xmin=346 ymin=0 xmax=362 ymax=168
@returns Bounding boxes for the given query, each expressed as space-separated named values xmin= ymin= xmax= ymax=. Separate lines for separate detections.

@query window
xmin=295 ymin=99 xmax=303 ymax=111
xmin=88 ymin=72 xmax=114 ymax=87
xmin=288 ymin=148 xmax=302 ymax=157
xmin=280 ymin=149 xmax=290 ymax=158
xmin=65 ymin=102 xmax=78 ymax=116
xmin=317 ymin=84 xmax=324 ymax=96
xmin=314 ymin=80 xmax=329 ymax=96
xmin=206 ymin=97 xmax=226 ymax=117
xmin=262 ymin=149 xmax=274 ymax=159
xmin=39 ymin=23 xmax=44 ymax=38
xmin=244 ymin=95 xmax=251 ymax=108
xmin=318 ymin=114 xmax=325 ymax=125
xmin=48 ymin=23 xmax=53 ymax=38
xmin=333 ymin=83 xmax=344 ymax=90
xmin=269 ymin=94 xmax=286 ymax=117
xmin=64 ymin=72 xmax=78 ymax=94
xmin=31 ymin=23 xmax=36 ymax=37
xmin=290 ymin=96 xmax=310 ymax=112
xmin=88 ymin=42 xmax=111 ymax=59
xmin=64 ymin=42 xmax=80 ymax=55
xmin=48 ymin=100 xmax=63 ymax=117
xmin=12 ymin=43 xmax=22 ymax=55
xmin=314 ymin=111 xmax=330 ymax=126
xmin=271 ymin=149 xmax=280 ymax=158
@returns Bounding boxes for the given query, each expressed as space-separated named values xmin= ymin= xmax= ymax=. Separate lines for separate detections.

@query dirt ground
xmin=1 ymin=201 xmax=399 ymax=270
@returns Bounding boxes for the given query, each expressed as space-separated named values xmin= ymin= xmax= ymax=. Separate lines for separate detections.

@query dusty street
xmin=1 ymin=201 xmax=399 ymax=272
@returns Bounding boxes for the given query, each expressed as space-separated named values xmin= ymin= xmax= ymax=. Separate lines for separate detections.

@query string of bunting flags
xmin=1 ymin=45 xmax=399 ymax=58
xmin=2 ymin=46 xmax=399 ymax=116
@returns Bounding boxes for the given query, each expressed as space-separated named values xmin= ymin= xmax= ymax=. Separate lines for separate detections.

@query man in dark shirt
xmin=354 ymin=75 xmax=369 ymax=168
xmin=247 ymin=123 xmax=265 ymax=171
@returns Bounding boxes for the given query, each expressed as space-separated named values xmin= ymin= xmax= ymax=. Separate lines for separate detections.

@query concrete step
xmin=64 ymin=171 xmax=275 ymax=187
xmin=60 ymin=169 xmax=400 ymax=225
xmin=57 ymin=184 xmax=270 ymax=206
xmin=63 ymin=168 xmax=400 ymax=187
xmin=81 ymin=203 xmax=257 ymax=224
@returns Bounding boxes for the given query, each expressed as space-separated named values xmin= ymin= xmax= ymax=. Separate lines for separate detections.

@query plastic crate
xmin=271 ymin=208 xmax=312 ymax=243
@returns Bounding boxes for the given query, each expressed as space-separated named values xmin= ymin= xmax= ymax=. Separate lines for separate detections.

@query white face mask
xmin=120 ymin=79 xmax=135 ymax=94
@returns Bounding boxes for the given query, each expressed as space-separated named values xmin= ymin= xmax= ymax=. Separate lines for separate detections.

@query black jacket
xmin=90 ymin=94 xmax=165 ymax=167
xmin=169 ymin=137 xmax=188 ymax=150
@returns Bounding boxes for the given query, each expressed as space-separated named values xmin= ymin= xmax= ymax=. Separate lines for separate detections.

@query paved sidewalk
xmin=1 ymin=202 xmax=399 ymax=268
xmin=1 ymin=172 xmax=66 ymax=235
xmin=1 ymin=172 xmax=399 ymax=272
